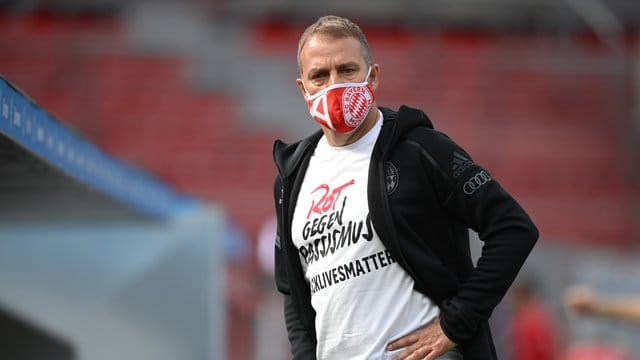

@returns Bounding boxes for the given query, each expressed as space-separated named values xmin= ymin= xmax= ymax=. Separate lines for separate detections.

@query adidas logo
xmin=452 ymin=151 xmax=473 ymax=178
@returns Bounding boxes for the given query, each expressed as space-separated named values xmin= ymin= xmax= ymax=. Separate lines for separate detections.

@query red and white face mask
xmin=304 ymin=67 xmax=375 ymax=134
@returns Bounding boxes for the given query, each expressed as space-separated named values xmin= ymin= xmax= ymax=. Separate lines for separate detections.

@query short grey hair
xmin=297 ymin=15 xmax=372 ymax=73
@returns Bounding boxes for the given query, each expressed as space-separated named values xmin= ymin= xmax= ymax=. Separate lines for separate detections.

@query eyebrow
xmin=337 ymin=62 xmax=360 ymax=71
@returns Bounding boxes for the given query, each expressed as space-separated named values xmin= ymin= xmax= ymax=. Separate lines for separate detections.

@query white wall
xmin=0 ymin=205 xmax=226 ymax=360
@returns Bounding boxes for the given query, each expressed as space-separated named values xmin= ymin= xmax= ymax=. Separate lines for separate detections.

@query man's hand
xmin=564 ymin=285 xmax=599 ymax=315
xmin=386 ymin=318 xmax=456 ymax=360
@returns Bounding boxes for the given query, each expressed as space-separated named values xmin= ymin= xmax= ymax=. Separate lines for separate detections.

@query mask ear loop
xmin=364 ymin=66 xmax=372 ymax=83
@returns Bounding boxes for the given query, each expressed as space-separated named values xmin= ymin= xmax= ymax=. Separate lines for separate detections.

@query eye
xmin=310 ymin=72 xmax=328 ymax=82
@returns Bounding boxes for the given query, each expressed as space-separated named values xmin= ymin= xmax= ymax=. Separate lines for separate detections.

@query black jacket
xmin=272 ymin=105 xmax=538 ymax=359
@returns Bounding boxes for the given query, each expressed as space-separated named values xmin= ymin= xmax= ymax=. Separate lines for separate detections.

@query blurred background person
xmin=510 ymin=276 xmax=559 ymax=360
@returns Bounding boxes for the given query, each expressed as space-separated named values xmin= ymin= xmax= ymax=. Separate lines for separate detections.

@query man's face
xmin=297 ymin=33 xmax=378 ymax=98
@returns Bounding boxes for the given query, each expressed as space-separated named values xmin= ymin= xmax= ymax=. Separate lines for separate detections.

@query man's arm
xmin=282 ymin=293 xmax=317 ymax=359
xmin=273 ymin=176 xmax=317 ymax=359
xmin=275 ymin=237 xmax=317 ymax=359
xmin=414 ymin=130 xmax=539 ymax=344
xmin=565 ymin=285 xmax=640 ymax=323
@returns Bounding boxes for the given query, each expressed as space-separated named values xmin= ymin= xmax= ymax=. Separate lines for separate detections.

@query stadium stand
xmin=1 ymin=3 xmax=639 ymax=359
xmin=249 ymin=19 xmax=638 ymax=246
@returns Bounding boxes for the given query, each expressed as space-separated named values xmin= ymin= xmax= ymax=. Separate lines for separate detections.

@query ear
xmin=296 ymin=78 xmax=308 ymax=99
xmin=369 ymin=64 xmax=380 ymax=91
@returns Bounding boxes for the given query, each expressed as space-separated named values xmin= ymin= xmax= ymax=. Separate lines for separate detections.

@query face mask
xmin=304 ymin=67 xmax=375 ymax=134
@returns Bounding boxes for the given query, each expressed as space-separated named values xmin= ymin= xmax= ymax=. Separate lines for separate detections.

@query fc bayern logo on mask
xmin=342 ymin=85 xmax=373 ymax=127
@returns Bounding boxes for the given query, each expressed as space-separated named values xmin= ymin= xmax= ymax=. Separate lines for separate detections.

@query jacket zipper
xmin=277 ymin=157 xmax=317 ymax=337
xmin=371 ymin=143 xmax=425 ymax=292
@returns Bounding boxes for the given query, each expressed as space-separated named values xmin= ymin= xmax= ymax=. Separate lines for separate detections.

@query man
xmin=272 ymin=15 xmax=538 ymax=360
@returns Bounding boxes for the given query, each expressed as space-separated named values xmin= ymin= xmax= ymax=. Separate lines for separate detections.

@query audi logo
xmin=463 ymin=171 xmax=492 ymax=195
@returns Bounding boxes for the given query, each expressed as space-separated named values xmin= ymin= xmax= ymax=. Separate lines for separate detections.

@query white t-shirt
xmin=291 ymin=111 xmax=440 ymax=359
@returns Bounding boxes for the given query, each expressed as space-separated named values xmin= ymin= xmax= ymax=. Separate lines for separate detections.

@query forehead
xmin=299 ymin=33 xmax=365 ymax=73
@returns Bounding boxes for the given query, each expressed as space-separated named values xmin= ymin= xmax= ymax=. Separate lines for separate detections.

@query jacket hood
xmin=273 ymin=129 xmax=323 ymax=179
xmin=273 ymin=105 xmax=434 ymax=178
xmin=378 ymin=105 xmax=434 ymax=153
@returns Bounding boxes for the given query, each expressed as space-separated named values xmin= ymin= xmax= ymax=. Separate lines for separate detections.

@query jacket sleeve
xmin=283 ymin=294 xmax=317 ymax=359
xmin=273 ymin=176 xmax=318 ymax=359
xmin=416 ymin=130 xmax=539 ymax=344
